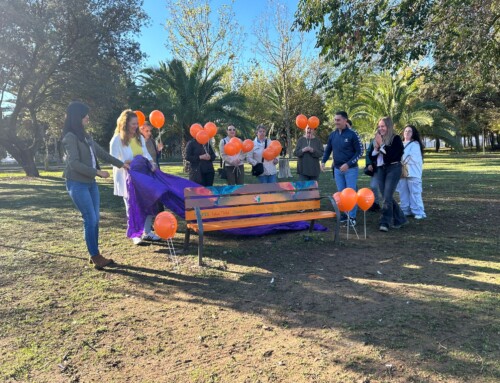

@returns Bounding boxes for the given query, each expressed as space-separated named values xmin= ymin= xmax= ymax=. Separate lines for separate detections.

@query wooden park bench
xmin=183 ymin=181 xmax=340 ymax=265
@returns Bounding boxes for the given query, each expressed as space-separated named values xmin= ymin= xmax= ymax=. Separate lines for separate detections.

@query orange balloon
xmin=154 ymin=211 xmax=178 ymax=240
xmin=242 ymin=139 xmax=254 ymax=153
xmin=204 ymin=122 xmax=217 ymax=138
xmin=149 ymin=110 xmax=165 ymax=128
xmin=357 ymin=188 xmax=375 ymax=211
xmin=340 ymin=188 xmax=358 ymax=212
xmin=296 ymin=114 xmax=308 ymax=129
xmin=262 ymin=147 xmax=276 ymax=161
xmin=196 ymin=130 xmax=210 ymax=145
xmin=269 ymin=140 xmax=282 ymax=154
xmin=229 ymin=137 xmax=242 ymax=152
xmin=333 ymin=192 xmax=347 ymax=212
xmin=190 ymin=123 xmax=203 ymax=139
xmin=224 ymin=142 xmax=238 ymax=156
xmin=135 ymin=110 xmax=146 ymax=127
xmin=267 ymin=146 xmax=281 ymax=159
xmin=308 ymin=116 xmax=320 ymax=129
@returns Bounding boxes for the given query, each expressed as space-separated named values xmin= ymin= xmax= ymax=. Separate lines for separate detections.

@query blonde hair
xmin=378 ymin=116 xmax=395 ymax=146
xmin=114 ymin=109 xmax=139 ymax=146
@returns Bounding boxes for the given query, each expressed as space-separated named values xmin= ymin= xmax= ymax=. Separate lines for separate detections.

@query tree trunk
xmin=435 ymin=138 xmax=440 ymax=152
xmin=44 ymin=137 xmax=50 ymax=171
xmin=19 ymin=151 xmax=40 ymax=176
xmin=474 ymin=133 xmax=480 ymax=151
xmin=1 ymin=137 xmax=40 ymax=177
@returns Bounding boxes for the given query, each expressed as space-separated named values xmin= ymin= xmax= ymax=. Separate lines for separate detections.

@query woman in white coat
xmin=398 ymin=125 xmax=426 ymax=219
xmin=110 ymin=109 xmax=159 ymax=244
xmin=247 ymin=124 xmax=278 ymax=183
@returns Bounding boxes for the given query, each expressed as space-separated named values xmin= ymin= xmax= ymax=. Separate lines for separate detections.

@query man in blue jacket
xmin=321 ymin=111 xmax=363 ymax=226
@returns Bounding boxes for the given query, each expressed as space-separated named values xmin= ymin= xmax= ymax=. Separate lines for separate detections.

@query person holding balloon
xmin=247 ymin=124 xmax=279 ymax=183
xmin=293 ymin=126 xmax=324 ymax=181
xmin=369 ymin=116 xmax=408 ymax=232
xmin=110 ymin=109 xmax=159 ymax=244
xmin=219 ymin=125 xmax=246 ymax=185
xmin=62 ymin=101 xmax=129 ymax=269
xmin=186 ymin=126 xmax=216 ymax=186
xmin=140 ymin=121 xmax=164 ymax=168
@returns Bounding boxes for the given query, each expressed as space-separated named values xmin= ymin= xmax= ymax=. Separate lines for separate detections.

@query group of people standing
xmin=61 ymin=101 xmax=426 ymax=270
xmin=186 ymin=123 xmax=325 ymax=187
xmin=185 ymin=124 xmax=281 ymax=186
xmin=320 ymin=111 xmax=426 ymax=232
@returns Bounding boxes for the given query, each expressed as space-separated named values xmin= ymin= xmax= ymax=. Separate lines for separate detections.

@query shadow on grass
xmin=97 ymin=239 xmax=500 ymax=380
xmin=1 ymin=156 xmax=499 ymax=381
xmin=0 ymin=243 xmax=87 ymax=262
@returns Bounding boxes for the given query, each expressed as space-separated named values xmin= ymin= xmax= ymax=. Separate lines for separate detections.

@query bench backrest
xmin=184 ymin=181 xmax=321 ymax=222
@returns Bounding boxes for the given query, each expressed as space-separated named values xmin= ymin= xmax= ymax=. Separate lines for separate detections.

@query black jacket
xmin=369 ymin=135 xmax=404 ymax=166
xmin=186 ymin=139 xmax=216 ymax=174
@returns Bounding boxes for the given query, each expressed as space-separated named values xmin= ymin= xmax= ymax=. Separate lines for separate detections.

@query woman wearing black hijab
xmin=61 ymin=101 xmax=129 ymax=269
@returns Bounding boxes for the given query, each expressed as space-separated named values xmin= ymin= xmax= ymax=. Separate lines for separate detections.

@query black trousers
xmin=225 ymin=165 xmax=244 ymax=185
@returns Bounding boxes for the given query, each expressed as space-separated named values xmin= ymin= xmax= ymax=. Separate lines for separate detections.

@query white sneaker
xmin=414 ymin=215 xmax=425 ymax=220
xmin=142 ymin=232 xmax=161 ymax=241
xmin=132 ymin=237 xmax=143 ymax=245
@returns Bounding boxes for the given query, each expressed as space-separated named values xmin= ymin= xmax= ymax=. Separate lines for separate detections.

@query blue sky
xmin=138 ymin=0 xmax=315 ymax=69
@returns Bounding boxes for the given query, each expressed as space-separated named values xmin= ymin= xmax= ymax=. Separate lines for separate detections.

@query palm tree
xmin=351 ymin=70 xmax=461 ymax=150
xmin=141 ymin=58 xmax=247 ymax=163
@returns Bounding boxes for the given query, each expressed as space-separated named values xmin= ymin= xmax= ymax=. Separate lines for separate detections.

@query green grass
xmin=0 ymin=152 xmax=499 ymax=382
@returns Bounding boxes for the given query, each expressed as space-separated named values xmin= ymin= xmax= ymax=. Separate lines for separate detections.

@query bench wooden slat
xmin=187 ymin=211 xmax=336 ymax=232
xmin=185 ymin=200 xmax=321 ymax=221
xmin=184 ymin=180 xmax=319 ymax=197
xmin=185 ymin=189 xmax=320 ymax=209
xmin=183 ymin=181 xmax=341 ymax=266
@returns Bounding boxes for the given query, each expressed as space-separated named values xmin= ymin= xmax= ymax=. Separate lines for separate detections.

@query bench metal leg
xmin=194 ymin=207 xmax=204 ymax=266
xmin=328 ymin=195 xmax=341 ymax=245
xmin=309 ymin=219 xmax=315 ymax=232
xmin=198 ymin=231 xmax=204 ymax=266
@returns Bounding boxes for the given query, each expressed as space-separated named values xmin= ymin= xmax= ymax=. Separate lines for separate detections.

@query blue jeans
xmin=333 ymin=167 xmax=358 ymax=219
xmin=66 ymin=180 xmax=100 ymax=256
xmin=258 ymin=174 xmax=277 ymax=183
xmin=375 ymin=163 xmax=407 ymax=227
xmin=369 ymin=175 xmax=381 ymax=205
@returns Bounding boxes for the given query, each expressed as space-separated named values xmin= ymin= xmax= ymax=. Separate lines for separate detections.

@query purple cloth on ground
xmin=126 ymin=156 xmax=327 ymax=238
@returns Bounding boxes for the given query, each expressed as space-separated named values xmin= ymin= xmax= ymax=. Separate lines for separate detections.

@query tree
xmin=141 ymin=58 xmax=247 ymax=166
xmin=254 ymin=0 xmax=305 ymax=159
xmin=350 ymin=70 xmax=461 ymax=150
xmin=422 ymin=73 xmax=500 ymax=151
xmin=0 ymin=0 xmax=147 ymax=176
xmin=237 ymin=66 xmax=276 ymax=131
xmin=294 ymin=0 xmax=499 ymax=119
xmin=164 ymin=0 xmax=244 ymax=77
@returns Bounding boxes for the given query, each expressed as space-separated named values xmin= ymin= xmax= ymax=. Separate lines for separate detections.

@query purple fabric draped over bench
xmin=125 ymin=156 xmax=327 ymax=238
